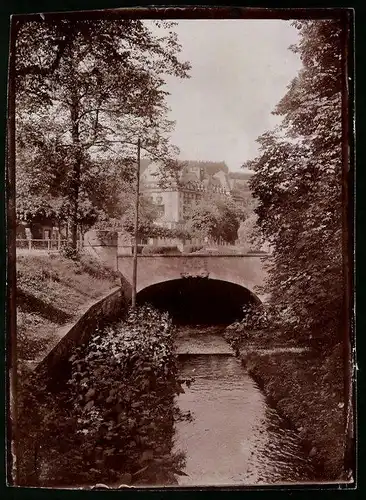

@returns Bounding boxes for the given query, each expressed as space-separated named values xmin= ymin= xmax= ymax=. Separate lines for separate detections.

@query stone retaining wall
xmin=83 ymin=230 xmax=119 ymax=270
xmin=34 ymin=285 xmax=130 ymax=379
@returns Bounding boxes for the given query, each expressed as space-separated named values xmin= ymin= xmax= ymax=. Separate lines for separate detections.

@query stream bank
xmin=240 ymin=344 xmax=347 ymax=481
xmin=173 ymin=325 xmax=318 ymax=486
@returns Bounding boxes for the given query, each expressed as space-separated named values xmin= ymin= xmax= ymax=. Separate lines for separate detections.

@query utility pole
xmin=131 ymin=138 xmax=141 ymax=308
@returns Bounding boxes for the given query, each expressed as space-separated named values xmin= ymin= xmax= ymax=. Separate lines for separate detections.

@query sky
xmin=159 ymin=20 xmax=302 ymax=172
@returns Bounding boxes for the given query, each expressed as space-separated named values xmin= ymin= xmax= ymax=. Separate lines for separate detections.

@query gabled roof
xmin=202 ymin=175 xmax=221 ymax=188
xmin=180 ymin=169 xmax=200 ymax=184
xmin=140 ymin=159 xmax=250 ymax=194
xmin=181 ymin=160 xmax=229 ymax=176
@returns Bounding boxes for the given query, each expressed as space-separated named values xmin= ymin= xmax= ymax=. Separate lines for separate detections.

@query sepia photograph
xmin=6 ymin=7 xmax=355 ymax=489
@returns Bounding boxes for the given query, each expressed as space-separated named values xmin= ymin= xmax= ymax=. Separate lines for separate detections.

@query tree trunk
xmin=69 ymin=89 xmax=81 ymax=250
xmin=70 ymin=152 xmax=81 ymax=250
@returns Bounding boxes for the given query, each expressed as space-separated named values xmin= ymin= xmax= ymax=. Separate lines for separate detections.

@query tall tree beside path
xmin=246 ymin=20 xmax=344 ymax=346
xmin=15 ymin=16 xmax=190 ymax=247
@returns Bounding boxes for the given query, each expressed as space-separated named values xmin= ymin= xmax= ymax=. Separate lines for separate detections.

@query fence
xmin=146 ymin=237 xmax=240 ymax=247
xmin=16 ymin=237 xmax=244 ymax=254
xmin=16 ymin=239 xmax=83 ymax=252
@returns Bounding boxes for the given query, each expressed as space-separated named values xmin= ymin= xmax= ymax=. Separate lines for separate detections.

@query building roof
xmin=228 ymin=171 xmax=253 ymax=180
xmin=140 ymin=159 xmax=229 ymax=175
xmin=181 ymin=160 xmax=229 ymax=176
xmin=140 ymin=159 xmax=251 ymax=195
xmin=180 ymin=169 xmax=200 ymax=184
xmin=202 ymin=176 xmax=221 ymax=188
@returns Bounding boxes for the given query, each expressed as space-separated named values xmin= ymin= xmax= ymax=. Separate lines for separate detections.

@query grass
xmin=16 ymin=252 xmax=120 ymax=363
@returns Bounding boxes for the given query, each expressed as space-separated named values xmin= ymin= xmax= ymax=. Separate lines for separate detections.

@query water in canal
xmin=173 ymin=326 xmax=316 ymax=486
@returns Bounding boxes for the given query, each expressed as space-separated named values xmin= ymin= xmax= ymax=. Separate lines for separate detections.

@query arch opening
xmin=136 ymin=277 xmax=259 ymax=325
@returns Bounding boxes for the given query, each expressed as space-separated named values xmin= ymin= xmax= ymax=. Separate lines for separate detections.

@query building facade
xmin=140 ymin=160 xmax=252 ymax=229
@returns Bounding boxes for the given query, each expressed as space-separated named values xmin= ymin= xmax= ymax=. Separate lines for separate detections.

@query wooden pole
xmin=131 ymin=138 xmax=141 ymax=309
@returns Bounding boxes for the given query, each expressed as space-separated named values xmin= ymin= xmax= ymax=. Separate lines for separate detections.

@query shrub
xmin=224 ymin=303 xmax=277 ymax=351
xmin=182 ymin=245 xmax=203 ymax=254
xmin=60 ymin=242 xmax=80 ymax=260
xmin=224 ymin=302 xmax=310 ymax=351
xmin=141 ymin=245 xmax=180 ymax=255
xmin=19 ymin=306 xmax=188 ymax=487
xmin=78 ymin=254 xmax=120 ymax=281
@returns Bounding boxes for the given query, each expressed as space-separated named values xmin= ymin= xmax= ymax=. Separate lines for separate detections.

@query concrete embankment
xmin=34 ymin=285 xmax=127 ymax=377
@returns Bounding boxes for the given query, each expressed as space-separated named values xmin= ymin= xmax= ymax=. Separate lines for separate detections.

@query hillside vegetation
xmin=17 ymin=253 xmax=120 ymax=364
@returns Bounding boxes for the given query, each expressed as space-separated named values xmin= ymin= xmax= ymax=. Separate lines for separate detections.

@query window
xmin=156 ymin=205 xmax=165 ymax=217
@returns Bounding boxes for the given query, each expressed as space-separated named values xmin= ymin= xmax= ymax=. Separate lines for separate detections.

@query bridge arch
xmin=117 ymin=254 xmax=267 ymax=301
xmin=136 ymin=277 xmax=260 ymax=325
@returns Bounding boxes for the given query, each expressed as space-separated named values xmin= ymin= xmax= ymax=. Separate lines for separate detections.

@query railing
xmin=16 ymin=237 xmax=268 ymax=255
xmin=16 ymin=239 xmax=83 ymax=251
xmin=146 ymin=237 xmax=240 ymax=247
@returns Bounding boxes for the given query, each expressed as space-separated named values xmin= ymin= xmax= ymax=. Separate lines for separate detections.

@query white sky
xmin=160 ymin=20 xmax=302 ymax=171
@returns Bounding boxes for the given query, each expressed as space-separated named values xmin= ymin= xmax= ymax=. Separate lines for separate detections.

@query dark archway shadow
xmin=137 ymin=277 xmax=260 ymax=325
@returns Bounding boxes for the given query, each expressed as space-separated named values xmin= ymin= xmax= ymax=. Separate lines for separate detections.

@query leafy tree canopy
xmin=246 ymin=19 xmax=344 ymax=345
xmin=15 ymin=16 xmax=190 ymax=245
xmin=186 ymin=194 xmax=249 ymax=243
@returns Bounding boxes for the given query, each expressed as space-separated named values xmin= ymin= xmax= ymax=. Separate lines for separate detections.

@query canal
xmin=172 ymin=325 xmax=316 ymax=486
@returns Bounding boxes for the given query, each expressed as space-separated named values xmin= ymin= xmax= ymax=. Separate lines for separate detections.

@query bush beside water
xmin=243 ymin=347 xmax=346 ymax=480
xmin=17 ymin=306 xmax=189 ymax=487
xmin=224 ymin=303 xmax=347 ymax=480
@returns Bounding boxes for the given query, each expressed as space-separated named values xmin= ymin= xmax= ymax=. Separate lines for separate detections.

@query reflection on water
xmin=173 ymin=331 xmax=315 ymax=486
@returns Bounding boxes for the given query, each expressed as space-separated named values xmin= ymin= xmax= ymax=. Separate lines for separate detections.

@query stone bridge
xmin=83 ymin=230 xmax=269 ymax=315
xmin=117 ymin=253 xmax=268 ymax=303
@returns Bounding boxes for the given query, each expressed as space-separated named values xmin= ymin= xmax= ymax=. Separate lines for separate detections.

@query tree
xmin=16 ymin=16 xmax=190 ymax=247
xmin=116 ymin=193 xmax=160 ymax=239
xmin=237 ymin=212 xmax=263 ymax=252
xmin=186 ymin=194 xmax=247 ymax=243
xmin=246 ymin=20 xmax=344 ymax=345
xmin=16 ymin=117 xmax=99 ymax=231
xmin=186 ymin=198 xmax=220 ymax=241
